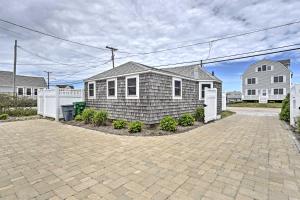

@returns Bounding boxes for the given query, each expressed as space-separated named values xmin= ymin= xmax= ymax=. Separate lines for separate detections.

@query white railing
xmin=37 ymin=88 xmax=84 ymax=121
xmin=290 ymin=84 xmax=300 ymax=127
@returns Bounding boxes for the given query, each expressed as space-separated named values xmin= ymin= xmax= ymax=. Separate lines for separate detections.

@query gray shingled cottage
xmin=84 ymin=62 xmax=222 ymax=124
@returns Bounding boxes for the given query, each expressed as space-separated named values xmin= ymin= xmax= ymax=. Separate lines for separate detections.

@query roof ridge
xmin=0 ymin=71 xmax=45 ymax=79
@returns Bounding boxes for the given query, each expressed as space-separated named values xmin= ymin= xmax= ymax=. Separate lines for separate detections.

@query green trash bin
xmin=73 ymin=102 xmax=86 ymax=116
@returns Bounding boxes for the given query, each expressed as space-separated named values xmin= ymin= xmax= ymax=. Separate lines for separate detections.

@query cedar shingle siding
xmin=85 ymin=72 xmax=221 ymax=124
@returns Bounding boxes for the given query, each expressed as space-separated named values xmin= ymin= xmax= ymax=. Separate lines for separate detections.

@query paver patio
xmin=0 ymin=110 xmax=300 ymax=200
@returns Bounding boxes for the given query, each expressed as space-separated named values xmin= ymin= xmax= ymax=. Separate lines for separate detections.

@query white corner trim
xmin=87 ymin=81 xmax=96 ymax=99
xmin=106 ymin=78 xmax=117 ymax=99
xmin=199 ymin=81 xmax=213 ymax=100
xmin=125 ymin=75 xmax=139 ymax=99
xmin=172 ymin=77 xmax=182 ymax=100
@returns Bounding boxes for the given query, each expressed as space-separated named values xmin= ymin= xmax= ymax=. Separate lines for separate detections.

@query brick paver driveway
xmin=1 ymin=110 xmax=300 ymax=200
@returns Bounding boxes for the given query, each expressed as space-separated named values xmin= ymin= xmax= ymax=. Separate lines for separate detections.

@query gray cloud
xmin=0 ymin=0 xmax=299 ymax=84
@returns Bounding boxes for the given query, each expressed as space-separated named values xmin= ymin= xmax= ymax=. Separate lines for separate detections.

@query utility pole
xmin=106 ymin=46 xmax=118 ymax=68
xmin=13 ymin=40 xmax=17 ymax=97
xmin=44 ymin=71 xmax=51 ymax=89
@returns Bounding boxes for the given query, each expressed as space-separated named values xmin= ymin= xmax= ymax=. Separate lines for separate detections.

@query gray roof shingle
xmin=0 ymin=71 xmax=47 ymax=88
xmin=86 ymin=61 xmax=221 ymax=82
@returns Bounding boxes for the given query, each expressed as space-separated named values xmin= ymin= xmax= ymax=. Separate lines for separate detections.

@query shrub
xmin=82 ymin=108 xmax=95 ymax=124
xmin=92 ymin=110 xmax=108 ymax=126
xmin=178 ymin=113 xmax=195 ymax=126
xmin=128 ymin=121 xmax=143 ymax=133
xmin=0 ymin=114 xmax=8 ymax=120
xmin=74 ymin=114 xmax=83 ymax=121
xmin=194 ymin=106 xmax=205 ymax=122
xmin=279 ymin=94 xmax=290 ymax=122
xmin=160 ymin=116 xmax=177 ymax=132
xmin=4 ymin=108 xmax=37 ymax=117
xmin=113 ymin=119 xmax=127 ymax=129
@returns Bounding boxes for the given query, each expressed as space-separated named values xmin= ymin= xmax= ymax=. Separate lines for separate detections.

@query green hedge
xmin=4 ymin=108 xmax=37 ymax=117
xmin=279 ymin=94 xmax=290 ymax=122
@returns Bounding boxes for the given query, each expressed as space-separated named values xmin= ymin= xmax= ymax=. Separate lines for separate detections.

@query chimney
xmin=212 ymin=71 xmax=215 ymax=76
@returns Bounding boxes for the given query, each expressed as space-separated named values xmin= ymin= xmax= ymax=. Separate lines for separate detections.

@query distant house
xmin=242 ymin=59 xmax=292 ymax=103
xmin=84 ymin=61 xmax=222 ymax=124
xmin=0 ymin=71 xmax=47 ymax=98
xmin=226 ymin=91 xmax=242 ymax=103
xmin=56 ymin=84 xmax=74 ymax=89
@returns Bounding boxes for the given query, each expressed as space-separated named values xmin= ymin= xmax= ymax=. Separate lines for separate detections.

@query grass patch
xmin=221 ymin=110 xmax=235 ymax=118
xmin=228 ymin=102 xmax=282 ymax=108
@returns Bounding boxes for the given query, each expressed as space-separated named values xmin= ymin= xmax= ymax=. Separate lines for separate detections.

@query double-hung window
xmin=17 ymin=88 xmax=23 ymax=96
xmin=88 ymin=82 xmax=96 ymax=99
xmin=247 ymin=78 xmax=256 ymax=85
xmin=126 ymin=75 xmax=139 ymax=99
xmin=172 ymin=78 xmax=182 ymax=99
xmin=107 ymin=78 xmax=117 ymax=99
xmin=34 ymin=88 xmax=38 ymax=96
xmin=273 ymin=76 xmax=284 ymax=83
xmin=247 ymin=89 xmax=256 ymax=95
xmin=274 ymin=88 xmax=284 ymax=95
xmin=26 ymin=88 xmax=32 ymax=96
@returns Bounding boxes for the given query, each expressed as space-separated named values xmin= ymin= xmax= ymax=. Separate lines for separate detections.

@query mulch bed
xmin=63 ymin=120 xmax=204 ymax=136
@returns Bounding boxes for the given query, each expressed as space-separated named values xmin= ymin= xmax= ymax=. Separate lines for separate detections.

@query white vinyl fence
xmin=222 ymin=92 xmax=227 ymax=111
xmin=290 ymin=84 xmax=300 ymax=127
xmin=38 ymin=88 xmax=84 ymax=121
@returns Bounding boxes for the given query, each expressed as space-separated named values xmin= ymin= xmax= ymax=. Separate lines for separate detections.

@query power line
xmin=153 ymin=45 xmax=300 ymax=68
xmin=0 ymin=18 xmax=111 ymax=51
xmin=17 ymin=45 xmax=112 ymax=67
xmin=117 ymin=19 xmax=300 ymax=56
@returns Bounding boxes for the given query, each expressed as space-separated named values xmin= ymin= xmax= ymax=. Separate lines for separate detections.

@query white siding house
xmin=0 ymin=71 xmax=47 ymax=98
xmin=242 ymin=60 xmax=292 ymax=103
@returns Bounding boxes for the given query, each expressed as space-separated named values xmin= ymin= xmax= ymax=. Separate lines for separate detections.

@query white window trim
xmin=17 ymin=87 xmax=24 ymax=96
xmin=106 ymin=78 xmax=117 ymax=99
xmin=25 ymin=88 xmax=32 ymax=96
xmin=247 ymin=89 xmax=257 ymax=96
xmin=273 ymin=75 xmax=286 ymax=83
xmin=199 ymin=82 xmax=213 ymax=100
xmin=125 ymin=75 xmax=139 ymax=99
xmin=87 ymin=81 xmax=96 ymax=99
xmin=246 ymin=77 xmax=257 ymax=85
xmin=172 ymin=77 xmax=182 ymax=100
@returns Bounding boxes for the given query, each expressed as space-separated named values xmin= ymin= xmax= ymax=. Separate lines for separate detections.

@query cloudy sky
xmin=0 ymin=0 xmax=300 ymax=91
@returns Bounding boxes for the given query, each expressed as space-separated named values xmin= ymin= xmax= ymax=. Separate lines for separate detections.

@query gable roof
xmin=278 ymin=59 xmax=290 ymax=69
xmin=85 ymin=61 xmax=221 ymax=82
xmin=0 ymin=71 xmax=47 ymax=88
xmin=162 ymin=64 xmax=221 ymax=82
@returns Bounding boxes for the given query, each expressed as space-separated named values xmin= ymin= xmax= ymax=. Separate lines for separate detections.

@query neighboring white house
xmin=242 ymin=59 xmax=292 ymax=103
xmin=0 ymin=71 xmax=47 ymax=98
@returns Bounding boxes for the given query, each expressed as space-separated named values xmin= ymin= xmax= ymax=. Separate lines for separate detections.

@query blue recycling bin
xmin=61 ymin=105 xmax=75 ymax=121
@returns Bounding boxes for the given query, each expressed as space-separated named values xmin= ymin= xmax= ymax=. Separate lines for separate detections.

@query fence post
xmin=55 ymin=87 xmax=60 ymax=121
xmin=43 ymin=89 xmax=46 ymax=118
xmin=81 ymin=89 xmax=85 ymax=101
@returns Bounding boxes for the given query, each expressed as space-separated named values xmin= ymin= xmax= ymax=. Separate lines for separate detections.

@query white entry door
xmin=204 ymin=88 xmax=217 ymax=123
